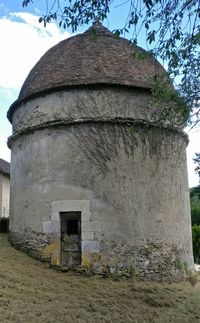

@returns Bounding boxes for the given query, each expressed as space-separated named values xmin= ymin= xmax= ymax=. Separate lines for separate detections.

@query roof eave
xmin=0 ymin=170 xmax=10 ymax=178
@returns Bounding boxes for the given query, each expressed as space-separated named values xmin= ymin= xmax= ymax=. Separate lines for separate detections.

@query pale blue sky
xmin=0 ymin=1 xmax=199 ymax=187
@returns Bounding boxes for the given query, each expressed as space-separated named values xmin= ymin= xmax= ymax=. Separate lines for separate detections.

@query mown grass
xmin=0 ymin=234 xmax=200 ymax=323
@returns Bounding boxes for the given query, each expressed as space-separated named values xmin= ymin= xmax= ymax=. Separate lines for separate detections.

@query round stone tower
xmin=7 ymin=23 xmax=193 ymax=278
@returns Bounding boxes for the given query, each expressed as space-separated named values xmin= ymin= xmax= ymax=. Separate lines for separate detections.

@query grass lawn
xmin=0 ymin=234 xmax=200 ymax=323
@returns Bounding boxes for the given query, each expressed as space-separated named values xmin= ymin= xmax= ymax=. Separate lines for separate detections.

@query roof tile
xmin=7 ymin=22 xmax=167 ymax=122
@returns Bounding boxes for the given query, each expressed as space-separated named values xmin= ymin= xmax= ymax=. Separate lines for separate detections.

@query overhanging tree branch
xmin=22 ymin=0 xmax=200 ymax=126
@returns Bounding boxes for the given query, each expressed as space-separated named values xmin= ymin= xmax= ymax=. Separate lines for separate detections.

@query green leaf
xmin=113 ymin=30 xmax=120 ymax=38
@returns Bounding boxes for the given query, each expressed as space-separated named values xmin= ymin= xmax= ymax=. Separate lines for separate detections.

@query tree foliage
xmin=0 ymin=217 xmax=9 ymax=233
xmin=190 ymin=185 xmax=200 ymax=199
xmin=190 ymin=186 xmax=200 ymax=225
xmin=22 ymin=0 xmax=200 ymax=126
xmin=192 ymin=225 xmax=200 ymax=263
xmin=194 ymin=153 xmax=200 ymax=184
xmin=190 ymin=186 xmax=200 ymax=262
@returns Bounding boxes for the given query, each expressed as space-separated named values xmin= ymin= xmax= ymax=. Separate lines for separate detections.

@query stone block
xmin=52 ymin=200 xmax=90 ymax=213
xmin=82 ymin=231 xmax=94 ymax=241
xmin=51 ymin=211 xmax=60 ymax=221
xmin=82 ymin=241 xmax=100 ymax=253
xmin=43 ymin=221 xmax=52 ymax=233
xmin=81 ymin=210 xmax=91 ymax=221
xmin=51 ymin=220 xmax=60 ymax=233
xmin=43 ymin=220 xmax=60 ymax=233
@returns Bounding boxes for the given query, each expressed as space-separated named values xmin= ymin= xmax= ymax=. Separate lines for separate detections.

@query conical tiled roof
xmin=7 ymin=22 xmax=167 ymax=122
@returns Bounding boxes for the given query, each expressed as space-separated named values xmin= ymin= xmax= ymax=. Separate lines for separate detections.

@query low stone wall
xmin=9 ymin=230 xmax=53 ymax=261
xmin=9 ymin=229 xmax=191 ymax=281
xmin=81 ymin=239 xmax=192 ymax=281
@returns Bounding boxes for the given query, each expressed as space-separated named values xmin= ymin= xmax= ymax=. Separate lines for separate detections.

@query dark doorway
xmin=60 ymin=212 xmax=81 ymax=268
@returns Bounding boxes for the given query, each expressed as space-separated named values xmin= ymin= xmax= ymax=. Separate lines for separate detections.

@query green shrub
xmin=192 ymin=225 xmax=200 ymax=263
xmin=190 ymin=186 xmax=200 ymax=200
xmin=191 ymin=205 xmax=200 ymax=226
xmin=0 ymin=217 xmax=9 ymax=233
xmin=190 ymin=187 xmax=200 ymax=226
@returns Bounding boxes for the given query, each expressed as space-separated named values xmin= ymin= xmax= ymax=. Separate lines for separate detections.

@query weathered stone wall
xmin=9 ymin=230 xmax=52 ymax=260
xmin=11 ymin=87 xmax=185 ymax=136
xmin=0 ymin=173 xmax=10 ymax=218
xmin=9 ymin=88 xmax=193 ymax=278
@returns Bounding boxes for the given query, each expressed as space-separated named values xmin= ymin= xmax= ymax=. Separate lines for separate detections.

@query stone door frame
xmin=43 ymin=200 xmax=101 ymax=266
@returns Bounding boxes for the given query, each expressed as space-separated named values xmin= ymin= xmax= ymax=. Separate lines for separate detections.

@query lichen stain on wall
xmin=43 ymin=240 xmax=61 ymax=266
xmin=81 ymin=252 xmax=93 ymax=269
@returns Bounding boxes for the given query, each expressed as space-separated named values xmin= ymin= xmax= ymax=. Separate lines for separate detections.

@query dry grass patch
xmin=0 ymin=234 xmax=200 ymax=322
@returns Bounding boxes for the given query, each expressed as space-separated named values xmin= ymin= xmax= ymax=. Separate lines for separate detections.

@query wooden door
xmin=60 ymin=212 xmax=81 ymax=268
